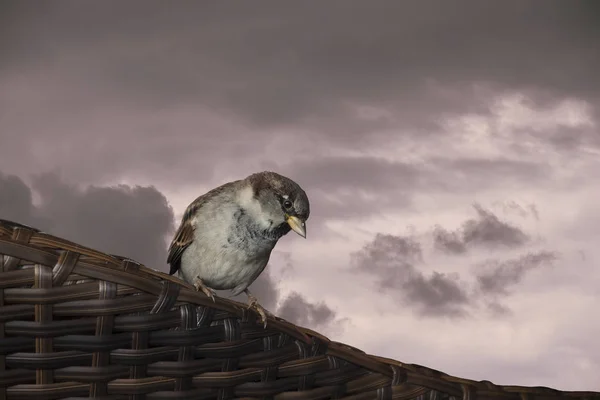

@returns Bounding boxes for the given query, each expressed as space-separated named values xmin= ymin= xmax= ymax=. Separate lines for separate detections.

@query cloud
xmin=351 ymin=224 xmax=559 ymax=318
xmin=268 ymin=155 xmax=554 ymax=238
xmin=492 ymin=200 xmax=540 ymax=221
xmin=476 ymin=251 xmax=558 ymax=296
xmin=281 ymin=156 xmax=421 ymax=194
xmin=1 ymin=171 xmax=175 ymax=269
xmin=277 ymin=291 xmax=337 ymax=329
xmin=485 ymin=301 xmax=512 ymax=317
xmin=433 ymin=204 xmax=530 ymax=255
xmin=403 ymin=272 xmax=470 ymax=318
xmin=429 ymin=158 xmax=551 ymax=192
xmin=2 ymin=1 xmax=599 ymax=190
xmin=352 ymin=233 xmax=470 ymax=317
xmin=432 ymin=227 xmax=467 ymax=255
xmin=275 ymin=156 xmax=419 ymax=227
xmin=353 ymin=233 xmax=423 ymax=280
xmin=0 ymin=172 xmax=41 ymax=226
xmin=3 ymin=1 xmax=599 ymax=130
xmin=463 ymin=205 xmax=530 ymax=248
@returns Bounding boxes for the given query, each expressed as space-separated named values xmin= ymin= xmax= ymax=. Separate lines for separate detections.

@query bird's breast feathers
xmin=178 ymin=192 xmax=275 ymax=290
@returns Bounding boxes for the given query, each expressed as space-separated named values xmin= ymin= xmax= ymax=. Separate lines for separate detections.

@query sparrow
xmin=167 ymin=171 xmax=310 ymax=327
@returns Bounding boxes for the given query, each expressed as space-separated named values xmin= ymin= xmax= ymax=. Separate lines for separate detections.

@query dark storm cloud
xmin=2 ymin=0 xmax=591 ymax=196
xmin=352 ymin=233 xmax=470 ymax=317
xmin=0 ymin=171 xmax=175 ymax=269
xmin=476 ymin=251 xmax=558 ymax=296
xmin=433 ymin=204 xmax=530 ymax=255
xmin=2 ymin=0 xmax=599 ymax=147
xmin=0 ymin=172 xmax=42 ymax=226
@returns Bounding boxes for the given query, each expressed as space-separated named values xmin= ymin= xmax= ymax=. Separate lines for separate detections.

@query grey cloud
xmin=476 ymin=251 xmax=558 ymax=296
xmin=276 ymin=156 xmax=419 ymax=228
xmin=434 ymin=204 xmax=530 ymax=255
xmin=427 ymin=158 xmax=552 ymax=193
xmin=2 ymin=1 xmax=599 ymax=157
xmin=493 ymin=201 xmax=540 ymax=221
xmin=471 ymin=250 xmax=559 ymax=316
xmin=0 ymin=99 xmax=245 ymax=186
xmin=402 ymin=272 xmax=470 ymax=318
xmin=529 ymin=204 xmax=540 ymax=221
xmin=352 ymin=233 xmax=470 ymax=317
xmin=1 ymin=171 xmax=176 ymax=270
xmin=281 ymin=156 xmax=420 ymax=194
xmin=353 ymin=233 xmax=423 ymax=279
xmin=277 ymin=291 xmax=337 ymax=329
xmin=2 ymin=1 xmax=585 ymax=191
xmin=463 ymin=205 xmax=530 ymax=248
xmin=275 ymin=155 xmax=552 ymax=230
xmin=0 ymin=172 xmax=44 ymax=227
xmin=485 ymin=301 xmax=512 ymax=317
xmin=505 ymin=103 xmax=600 ymax=153
xmin=352 ymin=230 xmax=556 ymax=318
xmin=263 ymin=156 xmax=550 ymax=243
xmin=432 ymin=226 xmax=467 ymax=255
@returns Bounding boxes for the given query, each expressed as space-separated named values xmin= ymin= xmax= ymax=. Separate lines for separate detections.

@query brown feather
xmin=167 ymin=181 xmax=238 ymax=275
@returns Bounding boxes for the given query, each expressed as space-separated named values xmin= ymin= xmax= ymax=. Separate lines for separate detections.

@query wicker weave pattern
xmin=0 ymin=219 xmax=598 ymax=400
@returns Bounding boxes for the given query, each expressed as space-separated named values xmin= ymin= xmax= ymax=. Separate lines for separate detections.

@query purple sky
xmin=2 ymin=0 xmax=600 ymax=391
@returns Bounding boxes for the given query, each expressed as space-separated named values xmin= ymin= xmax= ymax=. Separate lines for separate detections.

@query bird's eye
xmin=283 ymin=199 xmax=293 ymax=209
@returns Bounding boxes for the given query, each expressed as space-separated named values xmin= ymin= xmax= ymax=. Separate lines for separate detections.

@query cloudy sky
xmin=2 ymin=0 xmax=600 ymax=391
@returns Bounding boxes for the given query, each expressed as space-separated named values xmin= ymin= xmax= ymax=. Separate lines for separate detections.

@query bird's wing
xmin=167 ymin=181 xmax=239 ymax=275
xmin=167 ymin=204 xmax=196 ymax=275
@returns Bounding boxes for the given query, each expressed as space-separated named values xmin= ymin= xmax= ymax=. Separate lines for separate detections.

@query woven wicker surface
xmin=0 ymin=218 xmax=597 ymax=400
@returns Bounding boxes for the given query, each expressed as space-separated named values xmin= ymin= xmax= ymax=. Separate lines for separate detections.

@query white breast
xmin=178 ymin=187 xmax=274 ymax=293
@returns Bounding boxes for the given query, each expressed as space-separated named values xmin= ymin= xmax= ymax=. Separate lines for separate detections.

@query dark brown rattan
xmin=0 ymin=218 xmax=597 ymax=400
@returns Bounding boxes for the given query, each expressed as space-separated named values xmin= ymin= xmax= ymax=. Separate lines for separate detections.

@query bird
xmin=167 ymin=171 xmax=310 ymax=327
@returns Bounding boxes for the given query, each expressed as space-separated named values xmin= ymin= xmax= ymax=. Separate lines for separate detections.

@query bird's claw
xmin=247 ymin=294 xmax=269 ymax=328
xmin=193 ymin=277 xmax=216 ymax=302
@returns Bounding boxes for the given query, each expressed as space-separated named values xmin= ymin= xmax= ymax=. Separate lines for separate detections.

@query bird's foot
xmin=246 ymin=293 xmax=270 ymax=328
xmin=193 ymin=277 xmax=216 ymax=302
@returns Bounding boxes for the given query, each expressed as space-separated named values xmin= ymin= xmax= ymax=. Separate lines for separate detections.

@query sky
xmin=1 ymin=0 xmax=600 ymax=392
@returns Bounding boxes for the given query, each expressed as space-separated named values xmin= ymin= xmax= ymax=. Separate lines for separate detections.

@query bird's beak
xmin=286 ymin=215 xmax=306 ymax=238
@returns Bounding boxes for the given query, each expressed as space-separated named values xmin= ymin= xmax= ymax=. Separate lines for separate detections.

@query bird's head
xmin=243 ymin=171 xmax=310 ymax=238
